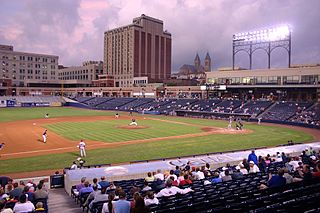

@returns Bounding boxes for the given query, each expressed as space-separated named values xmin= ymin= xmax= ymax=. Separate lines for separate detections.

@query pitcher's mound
xmin=117 ymin=125 xmax=149 ymax=130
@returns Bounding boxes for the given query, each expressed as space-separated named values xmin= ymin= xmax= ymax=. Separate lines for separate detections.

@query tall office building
xmin=104 ymin=14 xmax=172 ymax=87
xmin=0 ymin=44 xmax=58 ymax=87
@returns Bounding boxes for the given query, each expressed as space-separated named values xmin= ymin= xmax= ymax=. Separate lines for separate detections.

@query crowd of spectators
xmin=0 ymin=179 xmax=48 ymax=213
xmin=70 ymin=147 xmax=320 ymax=213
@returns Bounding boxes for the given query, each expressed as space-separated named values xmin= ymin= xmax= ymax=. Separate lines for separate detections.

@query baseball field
xmin=0 ymin=107 xmax=318 ymax=177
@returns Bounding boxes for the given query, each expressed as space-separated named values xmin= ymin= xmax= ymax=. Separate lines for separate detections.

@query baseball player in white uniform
xmin=42 ymin=129 xmax=47 ymax=143
xmin=78 ymin=139 xmax=86 ymax=157
xmin=129 ymin=118 xmax=138 ymax=126
xmin=228 ymin=116 xmax=233 ymax=129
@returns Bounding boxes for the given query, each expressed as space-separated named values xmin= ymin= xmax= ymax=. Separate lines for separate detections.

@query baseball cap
xmin=249 ymin=161 xmax=254 ymax=164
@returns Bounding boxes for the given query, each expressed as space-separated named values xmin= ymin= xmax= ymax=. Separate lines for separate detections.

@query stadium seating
xmin=95 ymin=97 xmax=136 ymax=110
xmin=119 ymin=98 xmax=154 ymax=111
xmin=67 ymin=158 xmax=320 ymax=213
xmin=289 ymin=103 xmax=320 ymax=126
xmin=260 ymin=101 xmax=313 ymax=121
xmin=234 ymin=100 xmax=273 ymax=116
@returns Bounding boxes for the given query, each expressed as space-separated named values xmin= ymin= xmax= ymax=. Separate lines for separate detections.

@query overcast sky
xmin=0 ymin=0 xmax=319 ymax=72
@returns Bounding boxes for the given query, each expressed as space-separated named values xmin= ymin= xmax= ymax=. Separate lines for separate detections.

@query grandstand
xmin=68 ymin=97 xmax=320 ymax=128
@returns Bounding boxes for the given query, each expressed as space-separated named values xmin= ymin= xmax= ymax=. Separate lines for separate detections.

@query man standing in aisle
xmin=78 ymin=139 xmax=86 ymax=157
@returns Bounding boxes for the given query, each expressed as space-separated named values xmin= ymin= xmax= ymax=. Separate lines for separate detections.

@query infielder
xmin=42 ymin=129 xmax=47 ymax=143
xmin=258 ymin=117 xmax=262 ymax=125
xmin=0 ymin=143 xmax=5 ymax=158
xmin=228 ymin=116 xmax=233 ymax=129
xmin=78 ymin=139 xmax=86 ymax=157
xmin=129 ymin=118 xmax=138 ymax=126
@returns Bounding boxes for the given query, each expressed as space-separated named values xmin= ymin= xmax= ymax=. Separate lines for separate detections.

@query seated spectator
xmin=132 ymin=194 xmax=148 ymax=213
xmin=265 ymin=154 xmax=271 ymax=166
xmin=98 ymin=176 xmax=110 ymax=188
xmin=92 ymin=178 xmax=101 ymax=189
xmin=112 ymin=190 xmax=130 ymax=213
xmin=169 ymin=176 xmax=179 ymax=186
xmin=205 ymin=163 xmax=211 ymax=171
xmin=184 ymin=161 xmax=191 ymax=171
xmin=70 ymin=161 xmax=78 ymax=170
xmin=0 ymin=208 xmax=13 ymax=213
xmin=151 ymin=179 xmax=165 ymax=192
xmin=174 ymin=166 xmax=181 ymax=177
xmin=299 ymin=165 xmax=313 ymax=181
xmin=9 ymin=182 xmax=22 ymax=199
xmin=281 ymin=152 xmax=288 ymax=163
xmin=231 ymin=168 xmax=244 ymax=180
xmin=258 ymin=156 xmax=267 ymax=172
xmin=195 ymin=168 xmax=205 ymax=180
xmin=288 ymin=156 xmax=301 ymax=171
xmin=144 ymin=191 xmax=159 ymax=206
xmin=102 ymin=193 xmax=115 ymax=213
xmin=83 ymin=185 xmax=98 ymax=207
xmin=309 ymin=156 xmax=318 ymax=169
xmin=79 ymin=181 xmax=93 ymax=196
xmin=75 ymin=177 xmax=86 ymax=195
xmin=13 ymin=194 xmax=35 ymax=213
xmin=166 ymin=170 xmax=177 ymax=181
xmin=177 ymin=171 xmax=185 ymax=182
xmin=141 ymin=181 xmax=152 ymax=192
xmin=156 ymin=179 xmax=193 ymax=197
xmin=145 ymin=172 xmax=155 ymax=182
xmin=211 ymin=172 xmax=222 ymax=183
xmin=238 ymin=163 xmax=248 ymax=175
xmin=35 ymin=202 xmax=45 ymax=213
xmin=107 ymin=182 xmax=116 ymax=191
xmin=275 ymin=153 xmax=283 ymax=162
xmin=301 ymin=150 xmax=309 ymax=164
xmin=249 ymin=161 xmax=260 ymax=173
xmin=4 ymin=179 xmax=13 ymax=194
xmin=179 ymin=174 xmax=192 ymax=186
xmin=242 ymin=158 xmax=249 ymax=170
xmin=154 ymin=169 xmax=164 ymax=181
xmin=23 ymin=186 xmax=34 ymax=203
xmin=222 ymin=170 xmax=232 ymax=182
xmin=34 ymin=184 xmax=49 ymax=200
xmin=267 ymin=169 xmax=286 ymax=188
xmin=129 ymin=184 xmax=141 ymax=197
xmin=283 ymin=168 xmax=293 ymax=184
xmin=89 ymin=187 xmax=108 ymax=209
xmin=312 ymin=163 xmax=320 ymax=177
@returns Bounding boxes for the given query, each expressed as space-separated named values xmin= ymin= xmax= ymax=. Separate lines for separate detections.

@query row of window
xmin=208 ymin=75 xmax=320 ymax=85
xmin=1 ymin=55 xmax=56 ymax=63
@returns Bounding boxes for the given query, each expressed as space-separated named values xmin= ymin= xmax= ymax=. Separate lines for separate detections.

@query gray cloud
xmin=0 ymin=0 xmax=319 ymax=72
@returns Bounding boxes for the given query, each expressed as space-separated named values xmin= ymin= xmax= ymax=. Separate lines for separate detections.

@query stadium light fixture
xmin=233 ymin=25 xmax=291 ymax=42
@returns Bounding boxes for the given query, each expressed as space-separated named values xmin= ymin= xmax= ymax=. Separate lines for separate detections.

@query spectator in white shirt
xmin=156 ymin=179 xmax=193 ymax=197
xmin=238 ymin=163 xmax=248 ymax=175
xmin=166 ymin=170 xmax=177 ymax=181
xmin=195 ymin=168 xmax=205 ymax=180
xmin=249 ymin=161 xmax=260 ymax=173
xmin=144 ymin=191 xmax=159 ymax=206
xmin=13 ymin=194 xmax=35 ymax=213
xmin=154 ymin=169 xmax=164 ymax=181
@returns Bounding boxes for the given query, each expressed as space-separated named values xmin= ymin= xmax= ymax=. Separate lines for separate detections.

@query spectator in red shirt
xmin=179 ymin=174 xmax=192 ymax=186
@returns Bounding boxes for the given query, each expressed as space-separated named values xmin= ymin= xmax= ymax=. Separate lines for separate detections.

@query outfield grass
xmin=0 ymin=107 xmax=315 ymax=174
xmin=0 ymin=107 xmax=111 ymax=122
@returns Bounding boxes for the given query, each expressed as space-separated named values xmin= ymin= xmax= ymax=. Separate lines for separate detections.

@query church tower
xmin=194 ymin=53 xmax=201 ymax=71
xmin=204 ymin=52 xmax=211 ymax=72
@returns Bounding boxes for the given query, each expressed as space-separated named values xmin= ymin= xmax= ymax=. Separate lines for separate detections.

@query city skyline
xmin=1 ymin=0 xmax=319 ymax=72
